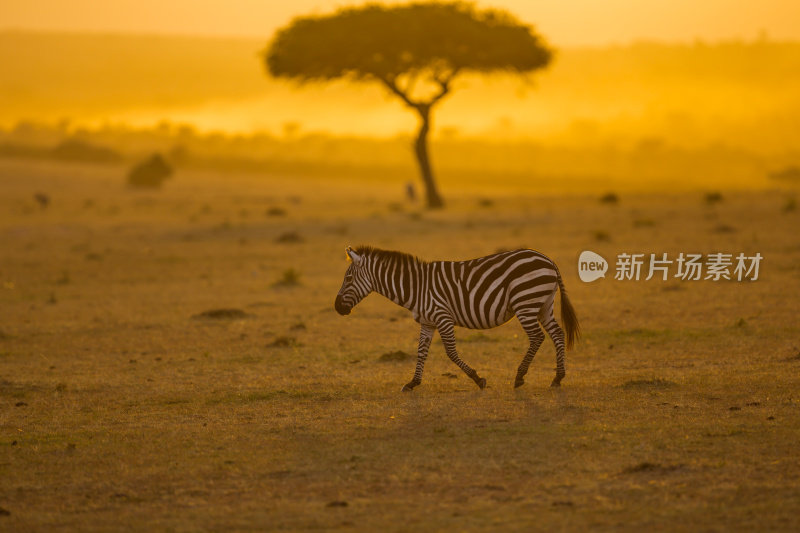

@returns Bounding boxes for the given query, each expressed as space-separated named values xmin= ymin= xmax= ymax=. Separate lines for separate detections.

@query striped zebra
xmin=334 ymin=246 xmax=579 ymax=391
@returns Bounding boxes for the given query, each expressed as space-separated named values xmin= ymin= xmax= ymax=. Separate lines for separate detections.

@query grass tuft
xmin=266 ymin=206 xmax=287 ymax=217
xmin=593 ymin=230 xmax=611 ymax=242
xmin=275 ymin=231 xmax=304 ymax=244
xmin=621 ymin=378 xmax=676 ymax=390
xmin=268 ymin=336 xmax=299 ymax=348
xmin=272 ymin=268 xmax=302 ymax=288
xmin=378 ymin=350 xmax=412 ymax=362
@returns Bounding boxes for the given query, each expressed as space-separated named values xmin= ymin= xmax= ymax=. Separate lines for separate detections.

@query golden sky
xmin=3 ymin=0 xmax=800 ymax=45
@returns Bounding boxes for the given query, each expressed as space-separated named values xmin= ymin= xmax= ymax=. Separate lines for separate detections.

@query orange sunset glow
xmin=2 ymin=2 xmax=800 ymax=530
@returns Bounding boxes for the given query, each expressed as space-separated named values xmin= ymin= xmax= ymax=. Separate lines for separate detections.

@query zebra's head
xmin=335 ymin=247 xmax=372 ymax=316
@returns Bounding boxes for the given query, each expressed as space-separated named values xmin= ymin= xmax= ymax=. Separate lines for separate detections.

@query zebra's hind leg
xmin=514 ymin=314 xmax=546 ymax=388
xmin=540 ymin=305 xmax=567 ymax=387
xmin=438 ymin=320 xmax=486 ymax=389
xmin=402 ymin=323 xmax=435 ymax=392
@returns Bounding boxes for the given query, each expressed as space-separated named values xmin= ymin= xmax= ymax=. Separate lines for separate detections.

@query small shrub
xmin=477 ymin=197 xmax=494 ymax=208
xmin=34 ymin=192 xmax=50 ymax=208
xmin=633 ymin=218 xmax=655 ymax=227
xmin=266 ymin=207 xmax=287 ymax=217
xmin=593 ymin=230 xmax=611 ymax=242
xmin=128 ymin=153 xmax=174 ymax=189
xmin=273 ymin=268 xmax=301 ymax=288
xmin=599 ymin=192 xmax=619 ymax=204
xmin=268 ymin=336 xmax=298 ymax=348
xmin=704 ymin=192 xmax=724 ymax=205
xmin=783 ymin=197 xmax=796 ymax=213
xmin=127 ymin=153 xmax=173 ymax=188
xmin=275 ymin=231 xmax=303 ymax=244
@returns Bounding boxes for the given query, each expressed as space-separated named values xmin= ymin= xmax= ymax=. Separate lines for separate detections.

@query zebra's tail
xmin=556 ymin=269 xmax=580 ymax=350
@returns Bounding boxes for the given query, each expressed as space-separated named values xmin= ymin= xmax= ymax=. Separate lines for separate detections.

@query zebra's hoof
xmin=514 ymin=378 xmax=525 ymax=388
xmin=401 ymin=381 xmax=419 ymax=392
xmin=475 ymin=377 xmax=487 ymax=390
xmin=550 ymin=379 xmax=562 ymax=387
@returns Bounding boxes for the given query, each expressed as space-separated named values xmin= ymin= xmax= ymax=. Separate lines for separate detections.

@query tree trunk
xmin=413 ymin=105 xmax=444 ymax=209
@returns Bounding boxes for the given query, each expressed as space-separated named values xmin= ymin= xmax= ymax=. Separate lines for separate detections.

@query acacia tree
xmin=265 ymin=2 xmax=552 ymax=208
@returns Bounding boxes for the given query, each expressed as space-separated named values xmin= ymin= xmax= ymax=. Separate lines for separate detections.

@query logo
xmin=578 ymin=250 xmax=608 ymax=282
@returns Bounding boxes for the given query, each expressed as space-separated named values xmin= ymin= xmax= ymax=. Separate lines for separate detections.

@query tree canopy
xmin=267 ymin=2 xmax=551 ymax=99
xmin=264 ymin=2 xmax=553 ymax=207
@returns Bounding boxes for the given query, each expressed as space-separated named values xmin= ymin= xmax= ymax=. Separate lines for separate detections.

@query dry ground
xmin=1 ymin=159 xmax=799 ymax=531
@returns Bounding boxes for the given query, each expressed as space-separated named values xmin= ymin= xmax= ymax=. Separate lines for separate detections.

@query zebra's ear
xmin=346 ymin=247 xmax=362 ymax=265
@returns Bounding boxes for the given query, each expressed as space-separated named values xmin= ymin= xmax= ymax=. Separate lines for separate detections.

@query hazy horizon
xmin=3 ymin=29 xmax=799 ymax=154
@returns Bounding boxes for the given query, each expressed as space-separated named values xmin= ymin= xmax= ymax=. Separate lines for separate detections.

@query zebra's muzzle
xmin=334 ymin=295 xmax=351 ymax=316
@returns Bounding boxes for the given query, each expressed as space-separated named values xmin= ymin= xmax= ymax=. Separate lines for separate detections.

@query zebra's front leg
xmin=402 ymin=323 xmax=435 ymax=392
xmin=515 ymin=315 xmax=545 ymax=388
xmin=438 ymin=320 xmax=486 ymax=389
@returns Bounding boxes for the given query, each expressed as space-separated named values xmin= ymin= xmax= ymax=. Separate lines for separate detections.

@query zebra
xmin=334 ymin=246 xmax=579 ymax=391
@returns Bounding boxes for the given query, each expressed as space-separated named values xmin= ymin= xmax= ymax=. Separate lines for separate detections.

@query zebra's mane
xmin=354 ymin=245 xmax=425 ymax=265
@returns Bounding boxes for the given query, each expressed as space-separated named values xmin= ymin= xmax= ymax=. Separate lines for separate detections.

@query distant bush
xmin=275 ymin=231 xmax=303 ymax=244
xmin=704 ymin=192 xmax=723 ymax=205
xmin=600 ymin=192 xmax=619 ymax=204
xmin=266 ymin=207 xmax=288 ymax=217
xmin=632 ymin=218 xmax=656 ymax=227
xmin=51 ymin=139 xmax=122 ymax=163
xmin=769 ymin=166 xmax=800 ymax=183
xmin=0 ymin=142 xmax=47 ymax=158
xmin=127 ymin=153 xmax=173 ymax=188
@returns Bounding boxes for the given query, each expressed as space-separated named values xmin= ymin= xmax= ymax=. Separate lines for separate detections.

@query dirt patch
xmin=192 ymin=308 xmax=252 ymax=320
xmin=621 ymin=378 xmax=676 ymax=390
xmin=378 ymin=350 xmax=413 ymax=362
xmin=622 ymin=462 xmax=684 ymax=475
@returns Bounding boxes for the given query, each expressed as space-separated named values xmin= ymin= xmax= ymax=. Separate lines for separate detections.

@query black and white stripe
xmin=335 ymin=246 xmax=580 ymax=390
